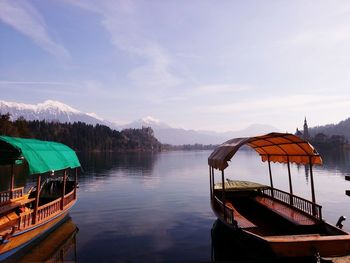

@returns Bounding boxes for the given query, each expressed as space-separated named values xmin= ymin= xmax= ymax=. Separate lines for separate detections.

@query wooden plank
xmin=255 ymin=196 xmax=317 ymax=225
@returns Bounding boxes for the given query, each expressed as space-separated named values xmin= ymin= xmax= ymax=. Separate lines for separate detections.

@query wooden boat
xmin=0 ymin=136 xmax=80 ymax=260
xmin=208 ymin=133 xmax=350 ymax=259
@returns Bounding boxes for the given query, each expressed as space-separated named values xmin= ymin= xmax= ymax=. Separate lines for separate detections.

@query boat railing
xmin=37 ymin=198 xmax=62 ymax=223
xmin=63 ymin=189 xmax=75 ymax=207
xmin=18 ymin=210 xmax=34 ymax=230
xmin=0 ymin=187 xmax=24 ymax=203
xmin=17 ymin=191 xmax=76 ymax=230
xmin=213 ymin=196 xmax=234 ymax=224
xmin=261 ymin=187 xmax=322 ymax=220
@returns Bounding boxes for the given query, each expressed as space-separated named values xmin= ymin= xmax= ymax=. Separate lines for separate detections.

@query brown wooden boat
xmin=0 ymin=136 xmax=80 ymax=260
xmin=208 ymin=133 xmax=350 ymax=259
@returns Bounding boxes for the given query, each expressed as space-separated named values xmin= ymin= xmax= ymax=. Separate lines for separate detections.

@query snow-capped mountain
xmin=0 ymin=100 xmax=110 ymax=126
xmin=0 ymin=99 xmax=280 ymax=145
xmin=121 ymin=116 xmax=170 ymax=129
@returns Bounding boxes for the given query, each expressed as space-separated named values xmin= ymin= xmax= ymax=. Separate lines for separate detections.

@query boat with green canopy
xmin=0 ymin=136 xmax=80 ymax=260
xmin=208 ymin=132 xmax=350 ymax=259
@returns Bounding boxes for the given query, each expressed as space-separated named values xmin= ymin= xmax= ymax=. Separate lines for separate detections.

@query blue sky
xmin=1 ymin=0 xmax=350 ymax=132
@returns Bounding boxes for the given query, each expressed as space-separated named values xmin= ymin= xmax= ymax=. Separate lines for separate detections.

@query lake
xmin=8 ymin=149 xmax=350 ymax=262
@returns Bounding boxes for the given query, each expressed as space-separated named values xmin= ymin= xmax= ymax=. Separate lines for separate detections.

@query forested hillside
xmin=0 ymin=113 xmax=161 ymax=152
xmin=309 ymin=118 xmax=350 ymax=141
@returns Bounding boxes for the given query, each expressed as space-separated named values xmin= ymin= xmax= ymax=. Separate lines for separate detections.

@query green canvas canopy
xmin=0 ymin=136 xmax=81 ymax=175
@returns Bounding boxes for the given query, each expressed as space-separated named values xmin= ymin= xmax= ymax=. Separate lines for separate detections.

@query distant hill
xmin=309 ymin=118 xmax=350 ymax=140
xmin=122 ymin=117 xmax=280 ymax=145
xmin=0 ymin=113 xmax=161 ymax=152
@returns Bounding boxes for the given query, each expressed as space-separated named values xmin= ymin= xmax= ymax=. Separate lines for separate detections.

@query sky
xmin=1 ymin=0 xmax=350 ymax=132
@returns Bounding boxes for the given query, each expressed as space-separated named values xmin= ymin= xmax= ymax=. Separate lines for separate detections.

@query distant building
xmin=295 ymin=117 xmax=309 ymax=140
xmin=303 ymin=117 xmax=309 ymax=140
xmin=295 ymin=128 xmax=303 ymax=137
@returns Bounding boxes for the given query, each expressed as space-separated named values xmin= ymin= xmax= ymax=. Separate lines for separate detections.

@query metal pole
xmin=33 ymin=174 xmax=41 ymax=224
xmin=212 ymin=167 xmax=215 ymax=197
xmin=267 ymin=157 xmax=274 ymax=197
xmin=309 ymin=156 xmax=317 ymax=216
xmin=10 ymin=164 xmax=14 ymax=199
xmin=221 ymin=170 xmax=226 ymax=219
xmin=287 ymin=157 xmax=293 ymax=205
xmin=209 ymin=166 xmax=212 ymax=200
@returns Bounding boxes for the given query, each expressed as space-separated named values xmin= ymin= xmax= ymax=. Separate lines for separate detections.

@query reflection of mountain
xmin=77 ymin=151 xmax=158 ymax=176
xmin=11 ymin=217 xmax=78 ymax=263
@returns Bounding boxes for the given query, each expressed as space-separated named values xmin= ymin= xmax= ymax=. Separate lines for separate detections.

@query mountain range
xmin=0 ymin=100 xmax=279 ymax=145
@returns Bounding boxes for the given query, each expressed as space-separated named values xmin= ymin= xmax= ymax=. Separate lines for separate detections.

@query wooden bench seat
xmin=254 ymin=196 xmax=317 ymax=226
xmin=225 ymin=202 xmax=257 ymax=229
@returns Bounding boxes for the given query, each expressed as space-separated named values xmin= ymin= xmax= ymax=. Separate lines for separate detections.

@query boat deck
xmin=254 ymin=196 xmax=317 ymax=226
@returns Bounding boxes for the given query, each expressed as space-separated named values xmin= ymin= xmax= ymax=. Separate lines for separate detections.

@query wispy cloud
xmin=193 ymin=84 xmax=252 ymax=94
xmin=290 ymin=25 xmax=350 ymax=47
xmin=197 ymin=94 xmax=350 ymax=114
xmin=66 ymin=0 xmax=181 ymax=91
xmin=0 ymin=80 xmax=75 ymax=86
xmin=0 ymin=0 xmax=70 ymax=60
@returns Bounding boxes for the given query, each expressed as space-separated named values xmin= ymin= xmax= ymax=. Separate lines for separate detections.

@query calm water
xmin=8 ymin=149 xmax=350 ymax=262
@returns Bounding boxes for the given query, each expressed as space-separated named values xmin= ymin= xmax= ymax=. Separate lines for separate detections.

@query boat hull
xmin=266 ymin=231 xmax=350 ymax=258
xmin=0 ymin=204 xmax=74 ymax=261
xmin=212 ymin=200 xmax=350 ymax=259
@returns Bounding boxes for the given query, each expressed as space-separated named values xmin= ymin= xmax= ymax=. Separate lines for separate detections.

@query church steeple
xmin=303 ymin=117 xmax=309 ymax=140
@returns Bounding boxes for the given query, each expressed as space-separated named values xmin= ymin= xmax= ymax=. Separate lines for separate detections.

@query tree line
xmin=0 ymin=113 xmax=161 ymax=152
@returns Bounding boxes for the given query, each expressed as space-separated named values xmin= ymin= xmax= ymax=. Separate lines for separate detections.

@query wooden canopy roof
xmin=208 ymin=133 xmax=322 ymax=170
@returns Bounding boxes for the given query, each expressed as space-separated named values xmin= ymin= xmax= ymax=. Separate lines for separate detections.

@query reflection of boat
xmin=0 ymin=136 xmax=80 ymax=260
xmin=14 ymin=217 xmax=78 ymax=263
xmin=208 ymin=133 xmax=350 ymax=259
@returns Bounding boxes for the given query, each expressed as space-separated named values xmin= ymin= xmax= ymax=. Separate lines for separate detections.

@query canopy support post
xmin=10 ymin=164 xmax=14 ymax=199
xmin=212 ymin=167 xmax=215 ymax=200
xmin=61 ymin=169 xmax=67 ymax=210
xmin=74 ymin=168 xmax=78 ymax=200
xmin=221 ymin=170 xmax=226 ymax=219
xmin=209 ymin=166 xmax=212 ymax=200
xmin=309 ymin=156 xmax=317 ymax=216
xmin=287 ymin=157 xmax=293 ymax=205
xmin=267 ymin=156 xmax=274 ymax=197
xmin=33 ymin=174 xmax=41 ymax=224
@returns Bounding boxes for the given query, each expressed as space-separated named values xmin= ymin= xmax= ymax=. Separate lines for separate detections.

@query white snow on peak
xmin=86 ymin=112 xmax=104 ymax=121
xmin=141 ymin=116 xmax=161 ymax=124
xmin=0 ymin=100 xmax=81 ymax=114
xmin=37 ymin=100 xmax=80 ymax=113
xmin=0 ymin=100 xmax=36 ymax=111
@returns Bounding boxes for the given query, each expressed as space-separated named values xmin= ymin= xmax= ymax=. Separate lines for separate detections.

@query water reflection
xmin=7 ymin=217 xmax=78 ymax=263
xmin=317 ymin=149 xmax=350 ymax=176
xmin=77 ymin=151 xmax=158 ymax=176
